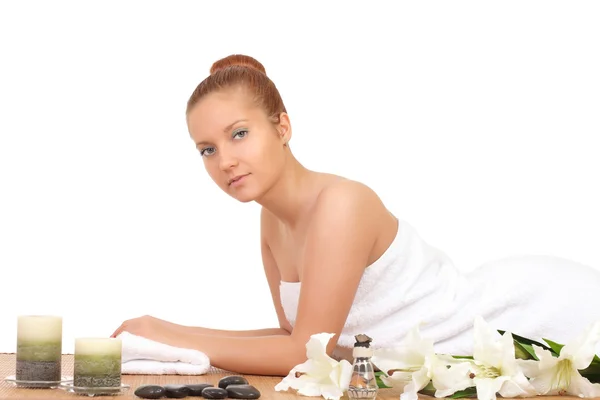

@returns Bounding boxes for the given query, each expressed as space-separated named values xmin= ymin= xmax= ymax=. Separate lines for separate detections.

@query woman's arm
xmin=150 ymin=181 xmax=380 ymax=375
xmin=111 ymin=315 xmax=290 ymax=340
xmin=171 ymin=324 xmax=290 ymax=337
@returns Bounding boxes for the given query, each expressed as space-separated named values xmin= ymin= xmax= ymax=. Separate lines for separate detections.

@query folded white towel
xmin=117 ymin=332 xmax=211 ymax=375
xmin=121 ymin=359 xmax=209 ymax=375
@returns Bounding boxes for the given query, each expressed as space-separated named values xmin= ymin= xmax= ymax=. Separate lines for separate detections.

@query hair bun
xmin=210 ymin=54 xmax=267 ymax=76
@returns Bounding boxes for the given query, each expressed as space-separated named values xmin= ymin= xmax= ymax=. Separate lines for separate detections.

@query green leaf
xmin=587 ymin=352 xmax=600 ymax=365
xmin=375 ymin=371 xmax=392 ymax=388
xmin=514 ymin=341 xmax=537 ymax=360
xmin=542 ymin=338 xmax=564 ymax=356
xmin=581 ymin=364 xmax=600 ymax=374
xmin=449 ymin=386 xmax=478 ymax=398
xmin=579 ymin=360 xmax=600 ymax=383
xmin=579 ymin=373 xmax=600 ymax=384
xmin=497 ymin=329 xmax=556 ymax=355
xmin=418 ymin=382 xmax=436 ymax=397
xmin=418 ymin=382 xmax=478 ymax=398
xmin=580 ymin=364 xmax=600 ymax=380
xmin=451 ymin=355 xmax=474 ymax=360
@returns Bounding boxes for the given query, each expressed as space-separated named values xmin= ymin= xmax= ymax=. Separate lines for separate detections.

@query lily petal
xmin=498 ymin=331 xmax=520 ymax=375
xmin=295 ymin=358 xmax=321 ymax=374
xmin=274 ymin=332 xmax=352 ymax=400
xmin=381 ymin=370 xmax=413 ymax=389
xmin=275 ymin=369 xmax=321 ymax=395
xmin=436 ymin=353 xmax=471 ymax=365
xmin=567 ymin=371 xmax=600 ymax=398
xmin=371 ymin=323 xmax=434 ymax=389
xmin=526 ymin=367 xmax=561 ymax=396
xmin=306 ymin=333 xmax=337 ymax=362
xmin=474 ymin=376 xmax=509 ymax=400
xmin=432 ymin=360 xmax=474 ymax=398
xmin=372 ymin=325 xmax=433 ymax=373
xmin=498 ymin=371 xmax=537 ymax=398
xmin=560 ymin=321 xmax=600 ymax=370
xmin=473 ymin=316 xmax=503 ymax=368
xmin=329 ymin=359 xmax=353 ymax=390
xmin=372 ymin=347 xmax=422 ymax=375
xmin=517 ymin=359 xmax=539 ymax=378
xmin=400 ymin=366 xmax=430 ymax=400
xmin=531 ymin=345 xmax=560 ymax=371
xmin=297 ymin=381 xmax=326 ymax=397
xmin=319 ymin=383 xmax=346 ymax=400
xmin=274 ymin=358 xmax=313 ymax=391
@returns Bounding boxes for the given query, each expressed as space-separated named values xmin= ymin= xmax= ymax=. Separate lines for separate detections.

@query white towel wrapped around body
xmin=117 ymin=332 xmax=210 ymax=375
xmin=279 ymin=218 xmax=600 ymax=358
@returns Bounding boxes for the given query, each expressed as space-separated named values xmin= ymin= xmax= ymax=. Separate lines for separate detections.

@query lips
xmin=228 ymin=174 xmax=249 ymax=186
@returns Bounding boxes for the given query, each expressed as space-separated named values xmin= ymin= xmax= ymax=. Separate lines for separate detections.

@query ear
xmin=277 ymin=112 xmax=292 ymax=146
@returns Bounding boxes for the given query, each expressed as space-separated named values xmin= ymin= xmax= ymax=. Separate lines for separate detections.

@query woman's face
xmin=187 ymin=87 xmax=289 ymax=203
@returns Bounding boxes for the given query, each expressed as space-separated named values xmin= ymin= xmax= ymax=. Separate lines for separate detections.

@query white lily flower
xmin=429 ymin=356 xmax=475 ymax=399
xmin=471 ymin=316 xmax=537 ymax=400
xmin=274 ymin=332 xmax=352 ymax=400
xmin=372 ymin=325 xmax=474 ymax=400
xmin=518 ymin=321 xmax=600 ymax=397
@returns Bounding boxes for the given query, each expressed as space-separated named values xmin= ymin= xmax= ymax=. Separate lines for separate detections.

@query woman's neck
xmin=255 ymin=155 xmax=320 ymax=229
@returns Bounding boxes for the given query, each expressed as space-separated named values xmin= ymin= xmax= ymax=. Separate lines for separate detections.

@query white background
xmin=0 ymin=1 xmax=598 ymax=354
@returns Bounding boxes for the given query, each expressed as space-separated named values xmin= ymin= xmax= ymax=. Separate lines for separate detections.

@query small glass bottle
xmin=347 ymin=333 xmax=378 ymax=399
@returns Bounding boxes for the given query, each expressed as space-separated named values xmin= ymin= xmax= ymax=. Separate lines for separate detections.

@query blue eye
xmin=200 ymin=147 xmax=215 ymax=157
xmin=233 ymin=129 xmax=248 ymax=139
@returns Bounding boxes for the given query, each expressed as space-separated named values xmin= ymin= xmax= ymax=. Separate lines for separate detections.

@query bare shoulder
xmin=313 ymin=178 xmax=388 ymax=221
xmin=290 ymin=178 xmax=392 ymax=349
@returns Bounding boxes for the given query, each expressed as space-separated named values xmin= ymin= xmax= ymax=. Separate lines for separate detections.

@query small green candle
xmin=74 ymin=338 xmax=122 ymax=389
xmin=16 ymin=315 xmax=62 ymax=386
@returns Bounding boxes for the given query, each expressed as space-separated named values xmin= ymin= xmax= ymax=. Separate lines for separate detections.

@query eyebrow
xmin=195 ymin=119 xmax=248 ymax=147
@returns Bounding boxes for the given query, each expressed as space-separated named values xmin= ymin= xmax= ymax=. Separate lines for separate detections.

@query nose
xmin=218 ymin=148 xmax=238 ymax=171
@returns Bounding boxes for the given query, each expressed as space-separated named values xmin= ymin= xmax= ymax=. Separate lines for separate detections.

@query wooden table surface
xmin=0 ymin=354 xmax=587 ymax=399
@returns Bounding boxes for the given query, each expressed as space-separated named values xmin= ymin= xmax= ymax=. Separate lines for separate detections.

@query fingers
xmin=110 ymin=316 xmax=147 ymax=338
xmin=110 ymin=323 xmax=127 ymax=338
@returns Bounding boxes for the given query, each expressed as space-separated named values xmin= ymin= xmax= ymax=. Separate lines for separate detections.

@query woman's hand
xmin=110 ymin=315 xmax=181 ymax=344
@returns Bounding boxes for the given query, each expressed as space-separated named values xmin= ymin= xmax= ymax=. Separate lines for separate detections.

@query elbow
xmin=276 ymin=337 xmax=310 ymax=376
xmin=277 ymin=336 xmax=346 ymax=376
xmin=279 ymin=332 xmax=340 ymax=376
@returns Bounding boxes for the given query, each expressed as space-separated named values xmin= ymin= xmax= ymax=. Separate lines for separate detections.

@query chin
xmin=227 ymin=187 xmax=262 ymax=203
xmin=223 ymin=178 xmax=272 ymax=204
xmin=233 ymin=194 xmax=255 ymax=203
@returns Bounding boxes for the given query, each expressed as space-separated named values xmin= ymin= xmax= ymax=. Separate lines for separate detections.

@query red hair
xmin=186 ymin=54 xmax=287 ymax=125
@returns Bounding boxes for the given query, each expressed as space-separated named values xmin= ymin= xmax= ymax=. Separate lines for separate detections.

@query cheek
xmin=254 ymin=143 xmax=284 ymax=175
xmin=204 ymin=160 xmax=225 ymax=185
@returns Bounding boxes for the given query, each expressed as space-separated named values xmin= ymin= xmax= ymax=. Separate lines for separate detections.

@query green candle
xmin=16 ymin=315 xmax=62 ymax=386
xmin=74 ymin=338 xmax=122 ymax=389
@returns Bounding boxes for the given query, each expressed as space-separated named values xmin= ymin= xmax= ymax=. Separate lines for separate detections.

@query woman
xmin=111 ymin=54 xmax=600 ymax=376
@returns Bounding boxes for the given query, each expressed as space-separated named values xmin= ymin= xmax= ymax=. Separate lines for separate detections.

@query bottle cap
xmin=352 ymin=333 xmax=373 ymax=358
